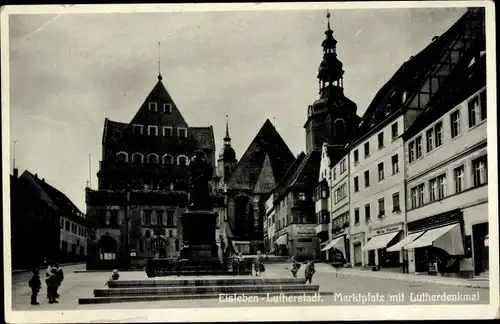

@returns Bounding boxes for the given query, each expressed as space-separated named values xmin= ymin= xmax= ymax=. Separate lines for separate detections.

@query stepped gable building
xmin=85 ymin=73 xmax=218 ymax=269
xmin=398 ymin=19 xmax=487 ymax=277
xmin=347 ymin=8 xmax=485 ymax=270
xmin=10 ymin=169 xmax=87 ymax=269
xmin=224 ymin=119 xmax=295 ymax=254
xmin=270 ymin=13 xmax=360 ymax=260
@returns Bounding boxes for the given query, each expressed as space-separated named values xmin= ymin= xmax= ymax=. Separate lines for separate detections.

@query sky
xmin=8 ymin=6 xmax=467 ymax=212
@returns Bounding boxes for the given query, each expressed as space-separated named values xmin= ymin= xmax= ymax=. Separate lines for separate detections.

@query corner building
xmin=397 ymin=42 xmax=487 ymax=278
xmin=348 ymin=8 xmax=485 ymax=270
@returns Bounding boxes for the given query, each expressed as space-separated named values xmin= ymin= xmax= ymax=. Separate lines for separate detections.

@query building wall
xmin=349 ymin=115 xmax=406 ymax=266
xmin=59 ymin=216 xmax=88 ymax=257
xmin=405 ymin=87 xmax=487 ymax=275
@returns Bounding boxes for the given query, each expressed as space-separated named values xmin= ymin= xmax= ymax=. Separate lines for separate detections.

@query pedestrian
xmin=28 ymin=269 xmax=41 ymax=305
xmin=254 ymin=250 xmax=264 ymax=277
xmin=45 ymin=261 xmax=54 ymax=299
xmin=46 ymin=268 xmax=59 ymax=304
xmin=105 ymin=270 xmax=120 ymax=286
xmin=146 ymin=257 xmax=156 ymax=278
xmin=290 ymin=257 xmax=301 ymax=278
xmin=231 ymin=253 xmax=239 ymax=276
xmin=237 ymin=252 xmax=246 ymax=275
xmin=304 ymin=260 xmax=316 ymax=284
xmin=53 ymin=263 xmax=64 ymax=299
xmin=402 ymin=252 xmax=409 ymax=274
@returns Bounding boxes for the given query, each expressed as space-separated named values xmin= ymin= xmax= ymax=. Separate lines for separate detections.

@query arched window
xmin=162 ymin=154 xmax=174 ymax=165
xmin=147 ymin=153 xmax=159 ymax=164
xmin=333 ymin=119 xmax=347 ymax=141
xmin=132 ymin=152 xmax=144 ymax=164
xmin=116 ymin=151 xmax=128 ymax=163
xmin=178 ymin=155 xmax=188 ymax=166
xmin=98 ymin=234 xmax=118 ymax=260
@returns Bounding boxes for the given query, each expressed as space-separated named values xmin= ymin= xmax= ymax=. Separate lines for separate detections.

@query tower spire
xmin=157 ymin=42 xmax=162 ymax=81
xmin=326 ymin=10 xmax=331 ymax=31
xmin=224 ymin=115 xmax=231 ymax=142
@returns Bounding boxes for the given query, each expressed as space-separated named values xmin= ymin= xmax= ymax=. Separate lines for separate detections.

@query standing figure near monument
xmin=188 ymin=150 xmax=213 ymax=210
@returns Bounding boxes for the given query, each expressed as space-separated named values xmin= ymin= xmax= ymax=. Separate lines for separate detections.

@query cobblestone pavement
xmin=11 ymin=263 xmax=490 ymax=311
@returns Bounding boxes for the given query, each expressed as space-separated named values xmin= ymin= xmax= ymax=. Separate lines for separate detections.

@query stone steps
xmin=79 ymin=277 xmax=320 ymax=304
xmin=108 ymin=278 xmax=305 ymax=288
xmin=94 ymin=284 xmax=319 ymax=297
xmin=79 ymin=291 xmax=330 ymax=304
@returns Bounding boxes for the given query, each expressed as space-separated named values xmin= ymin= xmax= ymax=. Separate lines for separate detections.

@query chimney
xmin=13 ymin=168 xmax=18 ymax=179
xmin=432 ymin=36 xmax=438 ymax=41
xmin=35 ymin=173 xmax=38 ymax=179
xmin=42 ymin=178 xmax=45 ymax=182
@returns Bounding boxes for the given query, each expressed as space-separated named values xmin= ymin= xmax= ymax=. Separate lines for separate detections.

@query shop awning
xmin=386 ymin=231 xmax=425 ymax=252
xmin=362 ymin=231 xmax=400 ymax=251
xmin=484 ymin=235 xmax=489 ymax=247
xmin=275 ymin=234 xmax=287 ymax=246
xmin=321 ymin=236 xmax=346 ymax=256
xmin=404 ymin=223 xmax=464 ymax=255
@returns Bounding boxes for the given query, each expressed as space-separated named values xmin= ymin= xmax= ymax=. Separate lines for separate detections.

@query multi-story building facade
xmin=349 ymin=7 xmax=485 ymax=270
xmin=396 ymin=49 xmax=487 ymax=278
xmin=315 ymin=144 xmax=333 ymax=260
xmin=10 ymin=169 xmax=88 ymax=269
xmin=319 ymin=144 xmax=351 ymax=264
xmin=264 ymin=193 xmax=276 ymax=253
xmin=85 ymin=73 xmax=219 ymax=269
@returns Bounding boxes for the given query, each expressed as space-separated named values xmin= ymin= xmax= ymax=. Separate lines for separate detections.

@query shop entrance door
xmin=472 ymin=222 xmax=488 ymax=274
xmin=353 ymin=243 xmax=362 ymax=266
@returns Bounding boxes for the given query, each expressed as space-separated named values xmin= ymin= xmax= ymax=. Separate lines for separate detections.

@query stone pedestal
xmin=179 ymin=209 xmax=224 ymax=272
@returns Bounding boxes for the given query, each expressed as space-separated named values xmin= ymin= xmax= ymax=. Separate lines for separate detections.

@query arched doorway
xmin=98 ymin=234 xmax=118 ymax=261
xmin=152 ymin=238 xmax=167 ymax=259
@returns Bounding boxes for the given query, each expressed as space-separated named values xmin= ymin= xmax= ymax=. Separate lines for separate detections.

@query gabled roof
xmin=226 ymin=119 xmax=295 ymax=191
xmin=351 ymin=8 xmax=473 ymax=144
xmin=102 ymin=118 xmax=127 ymax=146
xmin=403 ymin=53 xmax=486 ymax=141
xmin=17 ymin=170 xmax=86 ymax=223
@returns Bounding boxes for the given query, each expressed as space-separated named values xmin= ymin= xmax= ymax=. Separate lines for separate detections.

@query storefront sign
xmin=370 ymin=223 xmax=403 ymax=237
xmin=351 ymin=232 xmax=364 ymax=243
xmin=408 ymin=209 xmax=462 ymax=232
xmin=297 ymin=238 xmax=313 ymax=243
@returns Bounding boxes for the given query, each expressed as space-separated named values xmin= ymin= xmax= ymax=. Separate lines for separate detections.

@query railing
xmin=144 ymin=257 xmax=255 ymax=277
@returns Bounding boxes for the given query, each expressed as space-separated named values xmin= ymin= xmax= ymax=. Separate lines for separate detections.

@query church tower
xmin=304 ymin=11 xmax=359 ymax=152
xmin=217 ymin=115 xmax=237 ymax=186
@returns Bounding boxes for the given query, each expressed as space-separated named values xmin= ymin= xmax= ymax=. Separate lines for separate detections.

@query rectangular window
xmin=415 ymin=136 xmax=422 ymax=159
xmin=364 ymin=142 xmax=370 ymax=158
xmin=437 ymin=174 xmax=446 ymax=199
xmin=409 ymin=142 xmax=415 ymax=163
xmin=148 ymin=125 xmax=158 ymax=136
xmin=378 ymin=132 xmax=384 ymax=149
xmin=434 ymin=122 xmax=443 ymax=147
xmin=60 ymin=218 xmax=64 ymax=229
xmin=429 ymin=178 xmax=438 ymax=202
xmin=299 ymin=192 xmax=306 ymax=201
xmin=133 ymin=124 xmax=143 ymax=135
xmin=163 ymin=126 xmax=173 ymax=137
xmin=426 ymin=128 xmax=434 ymax=152
xmin=178 ymin=128 xmax=187 ymax=138
xmin=353 ymin=177 xmax=359 ymax=192
xmin=454 ymin=165 xmax=465 ymax=193
xmin=392 ymin=192 xmax=400 ymax=212
xmin=391 ymin=154 xmax=399 ymax=174
xmin=364 ymin=170 xmax=370 ymax=188
xmin=378 ymin=198 xmax=385 ymax=217
xmin=378 ymin=162 xmax=384 ymax=181
xmin=65 ymin=220 xmax=70 ymax=230
xmin=468 ymin=95 xmax=478 ymax=127
xmin=472 ymin=155 xmax=488 ymax=187
xmin=148 ymin=102 xmax=157 ymax=112
xmin=364 ymin=204 xmax=371 ymax=222
xmin=353 ymin=150 xmax=359 ymax=164
xmin=163 ymin=103 xmax=172 ymax=113
xmin=480 ymin=90 xmax=487 ymax=120
xmin=391 ymin=122 xmax=399 ymax=140
xmin=450 ymin=110 xmax=461 ymax=138
xmin=417 ymin=184 xmax=425 ymax=206
xmin=354 ymin=208 xmax=360 ymax=224
xmin=333 ymin=168 xmax=337 ymax=180
xmin=410 ymin=187 xmax=418 ymax=209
